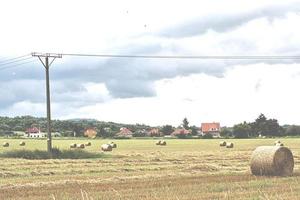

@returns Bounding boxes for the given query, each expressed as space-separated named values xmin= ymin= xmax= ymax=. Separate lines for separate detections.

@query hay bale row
xmin=156 ymin=140 xmax=167 ymax=146
xmin=250 ymin=146 xmax=294 ymax=176
xmin=85 ymin=142 xmax=91 ymax=146
xmin=226 ymin=142 xmax=234 ymax=148
xmin=274 ymin=140 xmax=281 ymax=145
xmin=275 ymin=143 xmax=284 ymax=147
xmin=3 ymin=142 xmax=9 ymax=147
xmin=101 ymin=144 xmax=113 ymax=152
xmin=77 ymin=144 xmax=85 ymax=149
xmin=19 ymin=141 xmax=26 ymax=146
xmin=109 ymin=142 xmax=117 ymax=148
xmin=274 ymin=140 xmax=284 ymax=146
xmin=219 ymin=141 xmax=233 ymax=148
xmin=219 ymin=141 xmax=226 ymax=146
xmin=2 ymin=141 xmax=26 ymax=147
xmin=70 ymin=143 xmax=87 ymax=149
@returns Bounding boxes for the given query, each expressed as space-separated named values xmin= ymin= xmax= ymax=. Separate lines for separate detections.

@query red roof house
xmin=116 ymin=127 xmax=133 ymax=138
xmin=25 ymin=127 xmax=40 ymax=134
xmin=147 ymin=128 xmax=161 ymax=137
xmin=25 ymin=127 xmax=45 ymax=138
xmin=171 ymin=128 xmax=191 ymax=136
xmin=84 ymin=128 xmax=97 ymax=138
xmin=201 ymin=122 xmax=220 ymax=137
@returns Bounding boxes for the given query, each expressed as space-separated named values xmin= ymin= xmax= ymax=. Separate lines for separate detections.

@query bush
xmin=202 ymin=133 xmax=213 ymax=139
xmin=176 ymin=134 xmax=193 ymax=139
xmin=0 ymin=147 xmax=106 ymax=159
xmin=113 ymin=136 xmax=132 ymax=139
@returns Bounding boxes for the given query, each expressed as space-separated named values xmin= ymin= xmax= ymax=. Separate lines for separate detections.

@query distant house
xmin=147 ymin=128 xmax=161 ymax=137
xmin=25 ymin=127 xmax=45 ymax=138
xmin=171 ymin=128 xmax=191 ymax=136
xmin=201 ymin=122 xmax=221 ymax=137
xmin=116 ymin=127 xmax=133 ymax=138
xmin=84 ymin=128 xmax=97 ymax=138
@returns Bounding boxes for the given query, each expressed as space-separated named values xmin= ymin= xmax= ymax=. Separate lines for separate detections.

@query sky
xmin=1 ymin=0 xmax=300 ymax=127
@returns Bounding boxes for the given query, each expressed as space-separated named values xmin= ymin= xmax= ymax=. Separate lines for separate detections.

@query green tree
xmin=233 ymin=122 xmax=251 ymax=138
xmin=97 ymin=126 xmax=108 ymax=138
xmin=285 ymin=125 xmax=300 ymax=136
xmin=182 ymin=118 xmax=189 ymax=130
xmin=190 ymin=126 xmax=199 ymax=136
xmin=250 ymin=114 xmax=282 ymax=136
xmin=220 ymin=127 xmax=232 ymax=137
xmin=160 ymin=125 xmax=174 ymax=135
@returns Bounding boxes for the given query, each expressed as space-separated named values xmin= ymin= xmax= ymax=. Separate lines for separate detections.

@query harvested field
xmin=0 ymin=138 xmax=300 ymax=199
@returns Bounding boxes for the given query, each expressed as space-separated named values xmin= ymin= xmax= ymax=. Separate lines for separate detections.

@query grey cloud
xmin=159 ymin=2 xmax=300 ymax=38
xmin=1 ymin=39 xmax=300 ymax=108
xmin=106 ymin=79 xmax=155 ymax=98
xmin=0 ymin=78 xmax=109 ymax=109
xmin=0 ymin=80 xmax=45 ymax=108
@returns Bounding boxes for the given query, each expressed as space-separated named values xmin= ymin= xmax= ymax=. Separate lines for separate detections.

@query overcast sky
xmin=1 ymin=0 xmax=300 ymax=127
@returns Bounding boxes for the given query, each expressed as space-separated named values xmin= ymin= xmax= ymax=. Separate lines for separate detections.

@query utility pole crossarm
xmin=31 ymin=52 xmax=62 ymax=155
xmin=31 ymin=52 xmax=62 ymax=58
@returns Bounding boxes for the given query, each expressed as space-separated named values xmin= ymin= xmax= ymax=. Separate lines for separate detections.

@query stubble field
xmin=0 ymin=138 xmax=300 ymax=200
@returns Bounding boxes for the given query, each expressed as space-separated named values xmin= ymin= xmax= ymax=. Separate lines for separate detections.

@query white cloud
xmin=53 ymin=63 xmax=300 ymax=126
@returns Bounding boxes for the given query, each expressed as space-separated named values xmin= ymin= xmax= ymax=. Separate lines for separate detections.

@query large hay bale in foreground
xmin=219 ymin=141 xmax=226 ymax=147
xmin=85 ymin=142 xmax=91 ymax=146
xmin=19 ymin=141 xmax=26 ymax=146
xmin=101 ymin=144 xmax=113 ymax=152
xmin=250 ymin=146 xmax=294 ymax=176
xmin=3 ymin=142 xmax=9 ymax=147
xmin=77 ymin=144 xmax=85 ymax=149
xmin=160 ymin=140 xmax=167 ymax=146
xmin=156 ymin=141 xmax=161 ymax=145
xmin=70 ymin=143 xmax=77 ymax=148
xmin=109 ymin=142 xmax=117 ymax=148
xmin=226 ymin=142 xmax=234 ymax=148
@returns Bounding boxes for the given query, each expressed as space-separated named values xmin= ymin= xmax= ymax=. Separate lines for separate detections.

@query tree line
xmin=1 ymin=114 xmax=300 ymax=138
xmin=221 ymin=114 xmax=300 ymax=138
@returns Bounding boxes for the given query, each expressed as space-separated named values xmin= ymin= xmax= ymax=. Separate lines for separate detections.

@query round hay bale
xmin=85 ymin=142 xmax=91 ymax=146
xmin=156 ymin=140 xmax=161 ymax=145
xmin=70 ymin=143 xmax=77 ymax=148
xmin=226 ymin=142 xmax=234 ymax=148
xmin=250 ymin=146 xmax=294 ymax=176
xmin=3 ymin=142 xmax=9 ymax=147
xmin=109 ymin=142 xmax=117 ymax=148
xmin=19 ymin=141 xmax=26 ymax=146
xmin=160 ymin=140 xmax=167 ymax=146
xmin=77 ymin=144 xmax=85 ymax=149
xmin=101 ymin=144 xmax=113 ymax=152
xmin=274 ymin=140 xmax=281 ymax=145
xmin=219 ymin=141 xmax=226 ymax=147
xmin=275 ymin=143 xmax=284 ymax=146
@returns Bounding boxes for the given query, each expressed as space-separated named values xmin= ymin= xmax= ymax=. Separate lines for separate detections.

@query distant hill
xmin=0 ymin=116 xmax=152 ymax=137
xmin=67 ymin=118 xmax=98 ymax=122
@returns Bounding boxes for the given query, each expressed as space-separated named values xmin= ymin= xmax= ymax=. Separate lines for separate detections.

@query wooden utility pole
xmin=31 ymin=52 xmax=62 ymax=155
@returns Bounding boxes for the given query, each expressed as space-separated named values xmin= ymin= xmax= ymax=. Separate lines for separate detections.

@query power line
xmin=0 ymin=54 xmax=31 ymax=64
xmin=0 ymin=56 xmax=33 ymax=67
xmin=0 ymin=59 xmax=37 ymax=71
xmin=59 ymin=53 xmax=300 ymax=60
